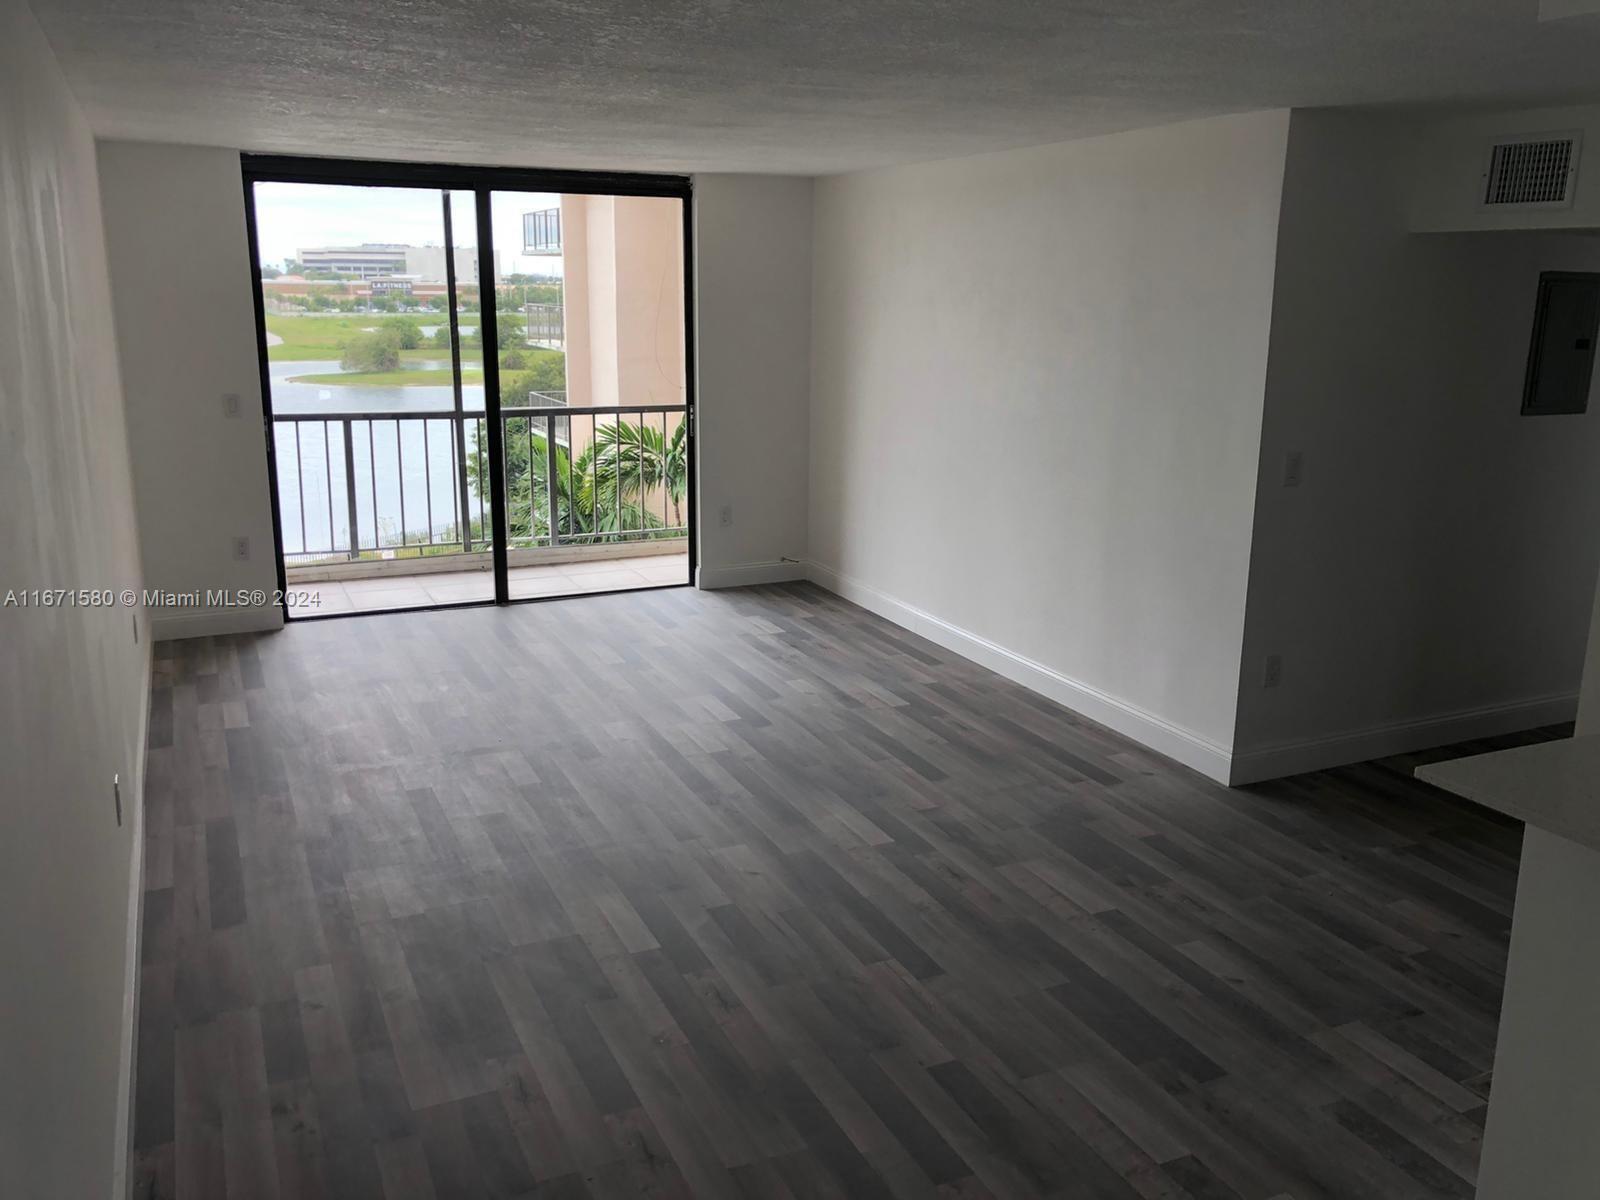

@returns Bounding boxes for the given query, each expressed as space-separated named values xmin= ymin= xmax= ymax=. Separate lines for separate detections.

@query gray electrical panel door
xmin=1523 ymin=272 xmax=1600 ymax=416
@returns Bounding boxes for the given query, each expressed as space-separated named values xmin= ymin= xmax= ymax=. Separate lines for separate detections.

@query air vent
xmin=1483 ymin=133 xmax=1581 ymax=208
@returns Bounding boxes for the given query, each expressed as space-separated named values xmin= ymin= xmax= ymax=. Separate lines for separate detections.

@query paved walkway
xmin=286 ymin=551 xmax=688 ymax=616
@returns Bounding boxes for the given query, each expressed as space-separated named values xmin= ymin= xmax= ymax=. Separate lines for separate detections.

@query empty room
xmin=9 ymin=1 xmax=1600 ymax=1198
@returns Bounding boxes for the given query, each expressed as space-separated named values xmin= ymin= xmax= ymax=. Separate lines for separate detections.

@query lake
xmin=270 ymin=359 xmax=489 ymax=556
xmin=269 ymin=359 xmax=485 ymax=415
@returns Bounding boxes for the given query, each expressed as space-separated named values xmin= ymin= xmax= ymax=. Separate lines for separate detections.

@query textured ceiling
xmin=27 ymin=0 xmax=1600 ymax=174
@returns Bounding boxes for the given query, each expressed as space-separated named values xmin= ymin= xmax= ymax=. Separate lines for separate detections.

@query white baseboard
xmin=110 ymin=778 xmax=145 ymax=1200
xmin=151 ymin=606 xmax=284 ymax=642
xmin=1228 ymin=692 xmax=1579 ymax=785
xmin=697 ymin=559 xmax=808 ymax=590
xmin=111 ymin=639 xmax=153 ymax=1199
xmin=803 ymin=560 xmax=1236 ymax=783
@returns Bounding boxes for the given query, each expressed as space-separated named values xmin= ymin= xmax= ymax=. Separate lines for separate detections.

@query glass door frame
xmin=239 ymin=154 xmax=697 ymax=621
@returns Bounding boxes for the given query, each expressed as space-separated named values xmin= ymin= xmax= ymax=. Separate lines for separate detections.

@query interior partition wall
xmin=240 ymin=155 xmax=695 ymax=621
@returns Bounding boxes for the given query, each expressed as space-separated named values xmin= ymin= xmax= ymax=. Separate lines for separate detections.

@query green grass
xmin=264 ymin=314 xmax=423 ymax=360
xmin=285 ymin=339 xmax=559 ymax=389
xmin=288 ymin=368 xmax=486 ymax=387
xmin=264 ymin=312 xmax=526 ymax=361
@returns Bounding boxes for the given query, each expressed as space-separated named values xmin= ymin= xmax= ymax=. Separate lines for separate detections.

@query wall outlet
xmin=113 ymin=773 xmax=122 ymax=827
xmin=1282 ymin=450 xmax=1304 ymax=488
xmin=222 ymin=392 xmax=241 ymax=418
xmin=1263 ymin=653 xmax=1284 ymax=689
xmin=719 ymin=504 xmax=733 ymax=528
xmin=232 ymin=536 xmax=250 ymax=562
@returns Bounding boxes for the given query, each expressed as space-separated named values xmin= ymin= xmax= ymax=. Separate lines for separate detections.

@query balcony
xmin=286 ymin=551 xmax=688 ymax=614
xmin=524 ymin=302 xmax=563 ymax=350
xmin=272 ymin=401 xmax=688 ymax=616
xmin=522 ymin=208 xmax=561 ymax=255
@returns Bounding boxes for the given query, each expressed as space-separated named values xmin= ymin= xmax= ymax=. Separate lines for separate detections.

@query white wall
xmin=1232 ymin=109 xmax=1600 ymax=782
xmin=694 ymin=175 xmax=814 ymax=586
xmin=97 ymin=140 xmax=283 ymax=639
xmin=806 ymin=112 xmax=1292 ymax=777
xmin=0 ymin=1 xmax=150 ymax=1194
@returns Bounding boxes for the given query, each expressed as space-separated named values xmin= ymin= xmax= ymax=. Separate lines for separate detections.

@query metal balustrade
xmin=271 ymin=412 xmax=486 ymax=564
xmin=271 ymin=403 xmax=687 ymax=568
xmin=523 ymin=302 xmax=564 ymax=349
xmin=499 ymin=403 xmax=688 ymax=551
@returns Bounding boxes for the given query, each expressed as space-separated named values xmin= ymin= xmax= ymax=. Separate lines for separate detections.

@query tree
xmin=467 ymin=318 xmax=522 ymax=351
xmin=466 ymin=410 xmax=688 ymax=547
xmin=499 ymin=352 xmax=565 ymax=405
xmin=381 ymin=317 xmax=422 ymax=349
xmin=340 ymin=329 xmax=401 ymax=373
xmin=585 ymin=418 xmax=688 ymax=530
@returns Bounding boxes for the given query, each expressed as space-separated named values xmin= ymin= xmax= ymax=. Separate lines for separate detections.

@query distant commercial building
xmin=295 ymin=243 xmax=500 ymax=283
xmin=296 ymin=244 xmax=407 ymax=278
xmin=369 ymin=276 xmax=419 ymax=297
xmin=402 ymin=245 xmax=498 ymax=285
xmin=258 ymin=274 xmax=451 ymax=307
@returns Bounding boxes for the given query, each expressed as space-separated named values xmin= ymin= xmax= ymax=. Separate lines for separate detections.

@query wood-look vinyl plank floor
xmin=132 ymin=582 xmax=1542 ymax=1199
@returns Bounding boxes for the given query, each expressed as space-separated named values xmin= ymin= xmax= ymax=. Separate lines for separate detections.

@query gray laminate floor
xmin=131 ymin=582 xmax=1541 ymax=1199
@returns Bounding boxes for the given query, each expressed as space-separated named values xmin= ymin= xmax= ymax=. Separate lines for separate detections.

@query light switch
xmin=1282 ymin=450 xmax=1304 ymax=488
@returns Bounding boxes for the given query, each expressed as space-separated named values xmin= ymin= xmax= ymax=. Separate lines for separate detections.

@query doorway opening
xmin=241 ymin=157 xmax=694 ymax=619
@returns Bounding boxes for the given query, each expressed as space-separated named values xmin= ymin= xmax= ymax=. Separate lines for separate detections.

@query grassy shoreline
xmin=288 ymin=367 xmax=485 ymax=387
xmin=264 ymin=313 xmax=510 ymax=362
xmin=269 ymin=315 xmax=561 ymax=390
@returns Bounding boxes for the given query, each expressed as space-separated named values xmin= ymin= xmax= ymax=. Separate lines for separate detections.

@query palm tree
xmin=471 ymin=414 xmax=688 ymax=545
xmin=580 ymin=418 xmax=688 ymax=532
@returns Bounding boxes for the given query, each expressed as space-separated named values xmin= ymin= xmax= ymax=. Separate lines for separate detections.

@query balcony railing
xmin=500 ymin=404 xmax=688 ymax=550
xmin=524 ymin=302 xmax=563 ymax=350
xmin=523 ymin=208 xmax=561 ymax=255
xmin=272 ymin=412 xmax=487 ymax=565
xmin=271 ymin=404 xmax=687 ymax=570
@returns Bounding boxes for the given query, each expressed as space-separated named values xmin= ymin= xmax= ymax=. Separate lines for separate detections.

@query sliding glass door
xmin=247 ymin=182 xmax=494 ymax=615
xmin=241 ymin=159 xmax=693 ymax=619
xmin=486 ymin=189 xmax=691 ymax=601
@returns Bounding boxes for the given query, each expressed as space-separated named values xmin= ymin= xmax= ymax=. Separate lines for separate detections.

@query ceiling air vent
xmin=1483 ymin=132 xmax=1581 ymax=208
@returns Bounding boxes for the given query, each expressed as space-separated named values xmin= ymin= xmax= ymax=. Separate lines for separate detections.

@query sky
xmin=252 ymin=181 xmax=566 ymax=278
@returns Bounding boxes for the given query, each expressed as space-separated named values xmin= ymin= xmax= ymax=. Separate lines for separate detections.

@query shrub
xmin=380 ymin=317 xmax=422 ymax=350
xmin=466 ymin=321 xmax=523 ymax=351
xmin=340 ymin=329 xmax=402 ymax=373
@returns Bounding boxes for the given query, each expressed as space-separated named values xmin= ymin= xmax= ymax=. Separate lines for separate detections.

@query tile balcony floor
xmin=285 ymin=550 xmax=689 ymax=616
